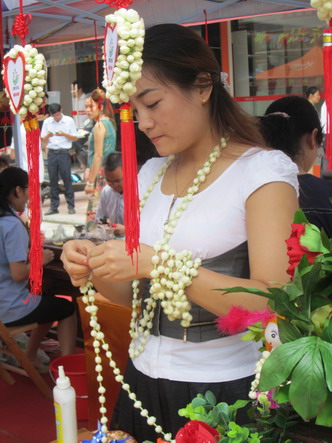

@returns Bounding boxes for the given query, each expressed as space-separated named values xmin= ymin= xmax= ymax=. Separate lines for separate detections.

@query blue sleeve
xmin=4 ymin=220 xmax=29 ymax=263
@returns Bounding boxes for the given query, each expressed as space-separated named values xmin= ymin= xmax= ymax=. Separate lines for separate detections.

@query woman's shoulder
xmin=236 ymin=147 xmax=299 ymax=197
xmin=241 ymin=147 xmax=298 ymax=173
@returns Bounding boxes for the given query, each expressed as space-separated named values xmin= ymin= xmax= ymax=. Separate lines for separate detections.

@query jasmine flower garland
xmin=103 ymin=8 xmax=144 ymax=104
xmin=80 ymin=138 xmax=228 ymax=441
xmin=311 ymin=0 xmax=332 ymax=21
xmin=2 ymin=44 xmax=46 ymax=117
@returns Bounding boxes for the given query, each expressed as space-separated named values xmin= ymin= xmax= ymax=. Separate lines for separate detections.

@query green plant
xmin=219 ymin=210 xmax=332 ymax=427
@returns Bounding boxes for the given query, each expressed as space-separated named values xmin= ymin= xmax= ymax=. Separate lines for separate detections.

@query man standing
xmin=71 ymin=80 xmax=87 ymax=130
xmin=41 ymin=103 xmax=77 ymax=215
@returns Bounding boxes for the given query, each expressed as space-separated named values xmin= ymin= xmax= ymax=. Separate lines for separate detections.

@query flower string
xmin=80 ymin=281 xmax=173 ymax=443
xmin=81 ymin=137 xmax=227 ymax=441
xmin=129 ymin=138 xmax=227 ymax=358
xmin=103 ymin=8 xmax=144 ymax=104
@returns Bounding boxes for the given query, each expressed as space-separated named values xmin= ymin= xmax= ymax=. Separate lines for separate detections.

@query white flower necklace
xmin=80 ymin=136 xmax=227 ymax=442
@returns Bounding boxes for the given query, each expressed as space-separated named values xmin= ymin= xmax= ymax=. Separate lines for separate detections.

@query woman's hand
xmin=60 ymin=239 xmax=96 ymax=286
xmin=88 ymin=240 xmax=154 ymax=282
xmin=42 ymin=248 xmax=54 ymax=265
xmin=84 ymin=183 xmax=95 ymax=194
xmin=112 ymin=223 xmax=125 ymax=237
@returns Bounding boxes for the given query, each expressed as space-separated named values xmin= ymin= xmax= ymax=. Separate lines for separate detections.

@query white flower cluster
xmin=311 ymin=0 xmax=332 ymax=21
xmin=103 ymin=8 xmax=144 ymax=104
xmin=3 ymin=44 xmax=46 ymax=118
xmin=249 ymin=350 xmax=271 ymax=400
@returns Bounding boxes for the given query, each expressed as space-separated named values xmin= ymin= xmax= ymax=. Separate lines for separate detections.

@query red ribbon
xmin=203 ymin=9 xmax=209 ymax=45
xmin=11 ymin=0 xmax=31 ymax=46
xmin=94 ymin=21 xmax=100 ymax=87
xmin=95 ymin=0 xmax=132 ymax=8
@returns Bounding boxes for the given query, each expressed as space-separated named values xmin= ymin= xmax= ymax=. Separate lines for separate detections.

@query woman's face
xmin=130 ymin=71 xmax=213 ymax=157
xmin=309 ymin=90 xmax=321 ymax=104
xmin=85 ymin=97 xmax=100 ymax=120
xmin=11 ymin=185 xmax=29 ymax=213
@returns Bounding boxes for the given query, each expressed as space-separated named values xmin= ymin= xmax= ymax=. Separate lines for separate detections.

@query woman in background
xmin=305 ymin=86 xmax=321 ymax=107
xmin=0 ymin=167 xmax=76 ymax=372
xmin=84 ymin=88 xmax=117 ymax=230
xmin=261 ymin=96 xmax=332 ymax=237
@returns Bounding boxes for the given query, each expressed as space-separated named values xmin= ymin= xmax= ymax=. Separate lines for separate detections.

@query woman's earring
xmin=201 ymin=98 xmax=207 ymax=105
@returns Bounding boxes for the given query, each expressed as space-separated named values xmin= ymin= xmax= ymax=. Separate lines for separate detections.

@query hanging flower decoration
xmin=103 ymin=8 xmax=144 ymax=104
xmin=2 ymin=44 xmax=47 ymax=118
xmin=96 ymin=0 xmax=133 ymax=7
xmin=311 ymin=0 xmax=332 ymax=21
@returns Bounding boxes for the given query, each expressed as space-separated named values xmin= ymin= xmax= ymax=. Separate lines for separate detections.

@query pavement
xmin=41 ymin=189 xmax=88 ymax=241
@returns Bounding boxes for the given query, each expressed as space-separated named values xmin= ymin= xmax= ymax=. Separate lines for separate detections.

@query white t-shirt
xmin=10 ymin=123 xmax=44 ymax=183
xmin=95 ymin=185 xmax=124 ymax=224
xmin=133 ymin=147 xmax=299 ymax=383
xmin=40 ymin=114 xmax=77 ymax=150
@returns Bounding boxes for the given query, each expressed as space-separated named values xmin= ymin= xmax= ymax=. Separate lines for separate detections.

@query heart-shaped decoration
xmin=3 ymin=52 xmax=25 ymax=114
xmin=104 ymin=23 xmax=118 ymax=84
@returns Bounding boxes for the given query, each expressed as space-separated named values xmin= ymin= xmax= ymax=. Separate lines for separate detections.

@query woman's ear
xmin=308 ymin=128 xmax=319 ymax=150
xmin=194 ymin=72 xmax=213 ymax=103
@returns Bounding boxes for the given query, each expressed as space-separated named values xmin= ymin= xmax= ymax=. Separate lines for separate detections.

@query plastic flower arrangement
xmin=103 ymin=8 xmax=144 ymax=104
xmin=220 ymin=209 xmax=332 ymax=428
xmin=2 ymin=44 xmax=46 ymax=117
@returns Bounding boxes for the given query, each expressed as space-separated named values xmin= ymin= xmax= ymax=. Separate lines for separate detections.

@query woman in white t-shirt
xmin=61 ymin=24 xmax=298 ymax=441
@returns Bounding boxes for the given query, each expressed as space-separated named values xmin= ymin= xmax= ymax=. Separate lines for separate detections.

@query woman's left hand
xmin=87 ymin=240 xmax=154 ymax=282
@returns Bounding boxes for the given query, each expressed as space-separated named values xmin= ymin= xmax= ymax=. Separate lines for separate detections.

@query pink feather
xmin=216 ymin=306 xmax=276 ymax=335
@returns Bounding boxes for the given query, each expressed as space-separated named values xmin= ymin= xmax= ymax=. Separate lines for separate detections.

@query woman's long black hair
xmin=0 ymin=167 xmax=28 ymax=217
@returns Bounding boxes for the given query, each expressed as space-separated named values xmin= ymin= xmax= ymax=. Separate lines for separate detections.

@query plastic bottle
xmin=53 ymin=365 xmax=78 ymax=443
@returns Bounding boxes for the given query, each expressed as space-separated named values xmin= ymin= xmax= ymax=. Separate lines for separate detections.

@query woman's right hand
xmin=60 ymin=239 xmax=96 ymax=286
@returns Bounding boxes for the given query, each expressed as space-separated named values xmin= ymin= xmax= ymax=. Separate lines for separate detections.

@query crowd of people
xmin=0 ymin=22 xmax=332 ymax=442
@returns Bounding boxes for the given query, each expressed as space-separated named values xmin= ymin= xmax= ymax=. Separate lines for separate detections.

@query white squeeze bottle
xmin=53 ymin=365 xmax=78 ymax=443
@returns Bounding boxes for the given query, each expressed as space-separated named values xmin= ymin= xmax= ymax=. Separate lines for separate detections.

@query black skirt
xmin=111 ymin=358 xmax=254 ymax=443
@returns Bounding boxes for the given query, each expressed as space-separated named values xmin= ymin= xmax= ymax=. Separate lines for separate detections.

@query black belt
xmin=49 ymin=149 xmax=70 ymax=154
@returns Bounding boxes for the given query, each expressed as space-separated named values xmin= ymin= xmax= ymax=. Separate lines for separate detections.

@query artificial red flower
xmin=286 ymin=224 xmax=322 ymax=278
xmin=175 ymin=420 xmax=219 ymax=443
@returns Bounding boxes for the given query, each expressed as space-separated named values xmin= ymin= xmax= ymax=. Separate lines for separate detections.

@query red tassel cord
xmin=23 ymin=116 xmax=43 ymax=299
xmin=323 ymin=19 xmax=332 ymax=169
xmin=120 ymin=103 xmax=140 ymax=269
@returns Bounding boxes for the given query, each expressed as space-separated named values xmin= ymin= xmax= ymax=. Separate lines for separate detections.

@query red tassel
xmin=323 ymin=19 xmax=332 ymax=169
xmin=119 ymin=103 xmax=140 ymax=269
xmin=23 ymin=116 xmax=43 ymax=299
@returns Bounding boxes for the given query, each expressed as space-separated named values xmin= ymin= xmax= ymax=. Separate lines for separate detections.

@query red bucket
xmin=50 ymin=353 xmax=88 ymax=421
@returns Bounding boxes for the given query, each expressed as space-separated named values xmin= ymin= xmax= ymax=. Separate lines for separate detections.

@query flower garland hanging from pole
xmin=2 ymin=0 xmax=47 ymax=298
xmin=311 ymin=0 xmax=332 ymax=168
xmin=102 ymin=2 xmax=142 ymax=266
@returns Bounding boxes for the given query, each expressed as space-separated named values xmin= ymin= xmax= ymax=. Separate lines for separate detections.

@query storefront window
xmin=232 ymin=10 xmax=325 ymax=115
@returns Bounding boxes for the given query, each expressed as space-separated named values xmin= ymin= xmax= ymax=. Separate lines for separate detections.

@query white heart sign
xmin=104 ymin=23 xmax=118 ymax=85
xmin=3 ymin=52 xmax=25 ymax=114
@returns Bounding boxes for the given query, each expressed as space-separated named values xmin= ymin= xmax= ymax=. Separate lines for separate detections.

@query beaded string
xmin=81 ymin=137 xmax=227 ymax=442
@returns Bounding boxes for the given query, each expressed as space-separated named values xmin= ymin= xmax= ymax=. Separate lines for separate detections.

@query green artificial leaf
xmin=293 ymin=209 xmax=309 ymax=224
xmin=205 ymin=390 xmax=217 ymax=406
xmin=275 ymin=384 xmax=290 ymax=404
xmin=191 ymin=396 xmax=206 ymax=408
xmin=241 ymin=331 xmax=258 ymax=341
xmin=289 ymin=337 xmax=327 ymax=421
xmin=268 ymin=289 xmax=310 ymax=324
xmin=319 ymin=340 xmax=332 ymax=391
xmin=217 ymin=402 xmax=231 ymax=425
xmin=277 ymin=318 xmax=303 ymax=343
xmin=300 ymin=262 xmax=322 ymax=314
xmin=259 ymin=338 xmax=314 ymax=391
xmin=311 ymin=295 xmax=332 ymax=312
xmin=207 ymin=406 xmax=220 ymax=427
xmin=315 ymin=390 xmax=332 ymax=427
xmin=215 ymin=286 xmax=272 ymax=299
xmin=321 ymin=317 xmax=332 ymax=343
